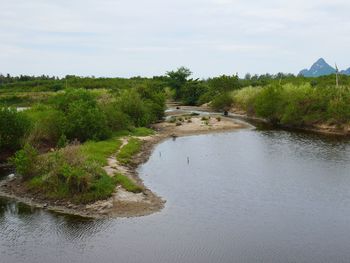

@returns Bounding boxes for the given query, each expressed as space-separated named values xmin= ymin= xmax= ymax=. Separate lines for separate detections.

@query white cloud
xmin=0 ymin=0 xmax=349 ymax=77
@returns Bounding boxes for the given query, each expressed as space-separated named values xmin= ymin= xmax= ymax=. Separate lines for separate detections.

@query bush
xmin=0 ymin=108 xmax=31 ymax=152
xmin=115 ymin=89 xmax=150 ymax=127
xmin=210 ymin=93 xmax=233 ymax=111
xmin=26 ymin=145 xmax=117 ymax=203
xmin=26 ymin=108 xmax=65 ymax=148
xmin=253 ymin=85 xmax=283 ymax=123
xmin=60 ymin=164 xmax=91 ymax=194
xmin=101 ymin=103 xmax=132 ymax=131
xmin=115 ymin=88 xmax=165 ymax=127
xmin=232 ymin=84 xmax=350 ymax=127
xmin=53 ymin=88 xmax=97 ymax=112
xmin=232 ymin=86 xmax=262 ymax=114
xmin=180 ymin=81 xmax=208 ymax=105
xmin=65 ymin=100 xmax=109 ymax=142
xmin=11 ymin=144 xmax=39 ymax=179
xmin=327 ymin=97 xmax=350 ymax=124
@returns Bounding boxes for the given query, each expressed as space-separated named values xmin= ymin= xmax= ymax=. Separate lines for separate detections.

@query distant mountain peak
xmin=316 ymin=58 xmax=326 ymax=63
xmin=340 ymin=67 xmax=350 ymax=75
xmin=299 ymin=58 xmax=336 ymax=77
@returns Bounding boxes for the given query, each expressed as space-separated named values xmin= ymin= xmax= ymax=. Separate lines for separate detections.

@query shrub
xmin=26 ymin=145 xmax=117 ymax=203
xmin=253 ymin=85 xmax=283 ymax=123
xmin=65 ymin=100 xmax=109 ymax=142
xmin=26 ymin=108 xmax=65 ymax=148
xmin=210 ymin=93 xmax=233 ymax=111
xmin=53 ymin=88 xmax=97 ymax=112
xmin=0 ymin=108 xmax=31 ymax=152
xmin=232 ymin=84 xmax=350 ymax=127
xmin=180 ymin=81 xmax=208 ymax=105
xmin=232 ymin=86 xmax=262 ymax=114
xmin=57 ymin=134 xmax=68 ymax=149
xmin=60 ymin=164 xmax=91 ymax=194
xmin=11 ymin=144 xmax=39 ymax=179
xmin=327 ymin=97 xmax=350 ymax=124
xmin=102 ymin=103 xmax=132 ymax=131
xmin=115 ymin=89 xmax=150 ymax=127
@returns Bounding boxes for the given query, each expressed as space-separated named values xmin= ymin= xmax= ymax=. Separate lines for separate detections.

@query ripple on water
xmin=0 ymin=129 xmax=350 ymax=263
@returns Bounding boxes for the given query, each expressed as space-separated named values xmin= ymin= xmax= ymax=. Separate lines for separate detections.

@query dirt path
xmin=103 ymin=137 xmax=129 ymax=177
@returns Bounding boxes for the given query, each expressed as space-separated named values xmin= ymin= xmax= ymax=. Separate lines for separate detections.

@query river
xmin=1 ymin=126 xmax=350 ymax=262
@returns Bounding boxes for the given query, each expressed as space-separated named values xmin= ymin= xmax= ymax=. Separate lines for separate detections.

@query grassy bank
xmin=117 ymin=138 xmax=142 ymax=165
xmin=16 ymin=143 xmax=120 ymax=204
xmin=11 ymin=128 xmax=151 ymax=204
xmin=230 ymin=84 xmax=350 ymax=128
xmin=115 ymin=173 xmax=142 ymax=193
xmin=0 ymin=75 xmax=165 ymax=206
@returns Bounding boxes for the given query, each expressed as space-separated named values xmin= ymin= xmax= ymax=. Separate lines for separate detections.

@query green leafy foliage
xmin=166 ymin=67 xmax=192 ymax=100
xmin=65 ymin=100 xmax=109 ymax=141
xmin=25 ymin=106 xmax=66 ymax=147
xmin=25 ymin=145 xmax=117 ymax=203
xmin=11 ymin=144 xmax=39 ymax=179
xmin=180 ymin=81 xmax=208 ymax=106
xmin=0 ymin=108 xmax=31 ymax=152
xmin=210 ymin=93 xmax=233 ymax=111
xmin=233 ymin=84 xmax=350 ymax=127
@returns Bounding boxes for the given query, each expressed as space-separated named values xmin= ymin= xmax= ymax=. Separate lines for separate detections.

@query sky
xmin=1 ymin=0 xmax=350 ymax=78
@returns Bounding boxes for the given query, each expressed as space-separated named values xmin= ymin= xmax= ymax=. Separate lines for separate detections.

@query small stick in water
xmin=187 ymin=157 xmax=190 ymax=164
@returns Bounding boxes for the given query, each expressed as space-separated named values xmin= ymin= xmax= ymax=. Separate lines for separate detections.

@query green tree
xmin=166 ymin=67 xmax=192 ymax=100
xmin=207 ymin=75 xmax=240 ymax=94
xmin=180 ymin=80 xmax=208 ymax=105
xmin=0 ymin=108 xmax=31 ymax=152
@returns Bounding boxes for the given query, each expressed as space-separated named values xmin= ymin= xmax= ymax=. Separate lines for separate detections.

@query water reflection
xmin=1 ymin=128 xmax=350 ymax=263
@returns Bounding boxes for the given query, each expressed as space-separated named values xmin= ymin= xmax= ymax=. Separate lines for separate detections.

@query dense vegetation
xmin=1 ymin=68 xmax=350 ymax=204
xmin=165 ymin=68 xmax=350 ymax=128
xmin=0 ymin=76 xmax=166 ymax=203
xmin=12 ymin=144 xmax=117 ymax=203
xmin=232 ymin=84 xmax=350 ymax=127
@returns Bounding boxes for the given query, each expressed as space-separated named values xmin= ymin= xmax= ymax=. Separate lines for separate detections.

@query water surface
xmin=1 ymin=129 xmax=350 ymax=263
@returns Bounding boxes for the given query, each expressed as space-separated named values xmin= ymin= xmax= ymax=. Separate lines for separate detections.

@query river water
xmin=1 ymin=128 xmax=350 ymax=263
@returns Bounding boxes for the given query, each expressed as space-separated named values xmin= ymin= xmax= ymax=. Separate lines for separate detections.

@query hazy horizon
xmin=1 ymin=0 xmax=349 ymax=78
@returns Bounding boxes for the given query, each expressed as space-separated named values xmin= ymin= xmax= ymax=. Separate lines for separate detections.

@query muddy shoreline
xmin=0 ymin=115 xmax=247 ymax=219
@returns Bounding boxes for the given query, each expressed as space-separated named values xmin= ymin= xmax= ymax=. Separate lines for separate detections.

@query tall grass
xmin=114 ymin=173 xmax=142 ymax=193
xmin=117 ymin=138 xmax=142 ymax=165
xmin=232 ymin=84 xmax=350 ymax=126
xmin=81 ymin=137 xmax=122 ymax=166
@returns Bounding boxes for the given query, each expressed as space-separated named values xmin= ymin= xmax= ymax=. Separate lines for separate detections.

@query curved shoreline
xmin=0 ymin=115 xmax=248 ymax=219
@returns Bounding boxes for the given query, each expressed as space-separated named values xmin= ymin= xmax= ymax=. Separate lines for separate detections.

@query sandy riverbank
xmin=0 ymin=114 xmax=247 ymax=219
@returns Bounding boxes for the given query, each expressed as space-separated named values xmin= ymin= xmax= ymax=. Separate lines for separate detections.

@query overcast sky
xmin=1 ymin=0 xmax=349 ymax=78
